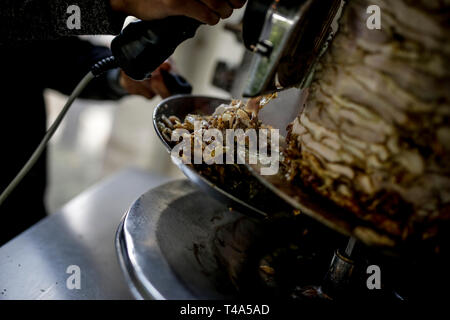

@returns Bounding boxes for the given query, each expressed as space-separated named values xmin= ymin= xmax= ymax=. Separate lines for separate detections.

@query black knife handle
xmin=111 ymin=16 xmax=202 ymax=80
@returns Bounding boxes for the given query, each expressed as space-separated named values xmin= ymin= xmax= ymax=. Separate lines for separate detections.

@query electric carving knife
xmin=111 ymin=0 xmax=343 ymax=96
xmin=242 ymin=0 xmax=343 ymax=96
xmin=0 ymin=0 xmax=343 ymax=208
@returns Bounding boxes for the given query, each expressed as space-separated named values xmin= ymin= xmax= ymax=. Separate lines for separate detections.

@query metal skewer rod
xmin=345 ymin=236 xmax=357 ymax=257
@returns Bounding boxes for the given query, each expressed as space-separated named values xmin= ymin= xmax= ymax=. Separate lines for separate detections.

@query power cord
xmin=0 ymin=56 xmax=118 ymax=207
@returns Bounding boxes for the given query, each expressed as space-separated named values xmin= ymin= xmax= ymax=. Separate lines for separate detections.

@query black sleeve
xmin=42 ymin=37 xmax=127 ymax=100
xmin=0 ymin=0 xmax=126 ymax=45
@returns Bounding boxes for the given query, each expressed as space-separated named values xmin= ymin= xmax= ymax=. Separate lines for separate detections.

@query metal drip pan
xmin=115 ymin=179 xmax=242 ymax=299
xmin=115 ymin=179 xmax=353 ymax=300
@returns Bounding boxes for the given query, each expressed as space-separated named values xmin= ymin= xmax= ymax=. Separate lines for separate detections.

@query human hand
xmin=110 ymin=0 xmax=246 ymax=25
xmin=119 ymin=61 xmax=172 ymax=99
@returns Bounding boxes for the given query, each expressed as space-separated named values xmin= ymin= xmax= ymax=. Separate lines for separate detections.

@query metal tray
xmin=115 ymin=179 xmax=250 ymax=299
xmin=115 ymin=179 xmax=348 ymax=300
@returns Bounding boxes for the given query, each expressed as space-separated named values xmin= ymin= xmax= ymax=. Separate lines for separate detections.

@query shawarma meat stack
xmin=284 ymin=0 xmax=450 ymax=242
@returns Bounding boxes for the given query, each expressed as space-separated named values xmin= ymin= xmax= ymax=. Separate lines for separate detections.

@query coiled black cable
xmin=91 ymin=56 xmax=118 ymax=76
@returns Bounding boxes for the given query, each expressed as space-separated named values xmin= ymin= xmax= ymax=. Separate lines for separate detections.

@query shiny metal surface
xmin=243 ymin=0 xmax=343 ymax=97
xmin=116 ymin=179 xmax=361 ymax=301
xmin=116 ymin=179 xmax=246 ymax=299
xmin=321 ymin=250 xmax=356 ymax=298
xmin=257 ymin=88 xmax=305 ymax=136
xmin=0 ymin=168 xmax=172 ymax=300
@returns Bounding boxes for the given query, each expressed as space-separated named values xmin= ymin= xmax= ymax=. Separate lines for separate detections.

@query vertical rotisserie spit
xmin=284 ymin=0 xmax=450 ymax=246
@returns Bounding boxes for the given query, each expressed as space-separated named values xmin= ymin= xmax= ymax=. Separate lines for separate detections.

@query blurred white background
xmin=44 ymin=11 xmax=246 ymax=213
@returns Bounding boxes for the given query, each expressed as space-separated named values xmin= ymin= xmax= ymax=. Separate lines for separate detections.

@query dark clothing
xmin=0 ymin=0 xmax=126 ymax=44
xmin=0 ymin=0 xmax=127 ymax=245
xmin=0 ymin=37 xmax=125 ymax=245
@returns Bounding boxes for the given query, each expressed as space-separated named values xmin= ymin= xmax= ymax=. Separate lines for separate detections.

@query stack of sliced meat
xmin=284 ymin=0 xmax=450 ymax=242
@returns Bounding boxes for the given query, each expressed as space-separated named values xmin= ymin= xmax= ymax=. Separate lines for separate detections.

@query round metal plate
xmin=115 ymin=179 xmax=247 ymax=299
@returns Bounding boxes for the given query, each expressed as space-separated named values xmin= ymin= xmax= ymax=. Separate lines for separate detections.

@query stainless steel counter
xmin=0 ymin=168 xmax=173 ymax=300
